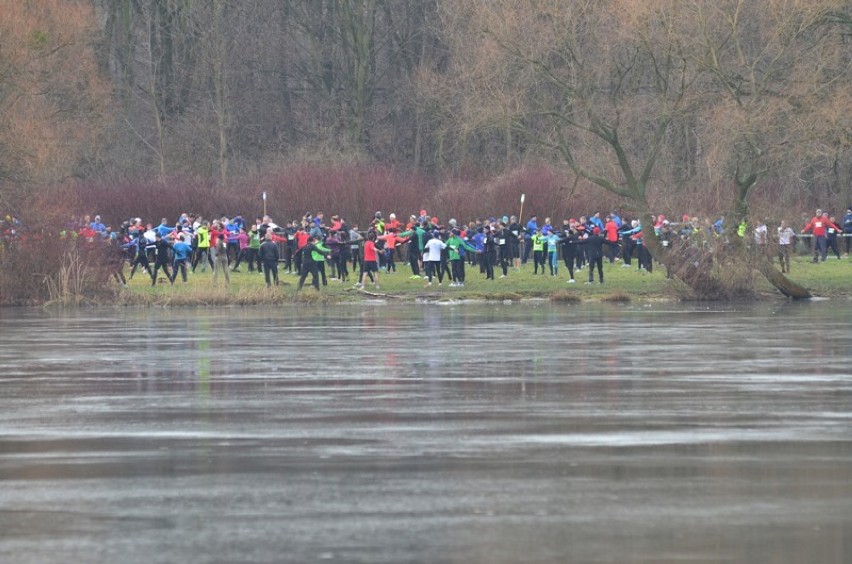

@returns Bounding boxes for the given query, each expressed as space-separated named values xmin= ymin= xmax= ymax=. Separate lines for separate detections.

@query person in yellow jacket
xmin=192 ymin=221 xmax=212 ymax=273
xmin=531 ymin=230 xmax=546 ymax=274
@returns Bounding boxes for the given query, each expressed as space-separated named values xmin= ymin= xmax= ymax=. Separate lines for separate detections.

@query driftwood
xmin=345 ymin=287 xmax=402 ymax=299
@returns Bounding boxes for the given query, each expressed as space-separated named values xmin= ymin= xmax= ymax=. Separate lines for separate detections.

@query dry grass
xmin=550 ymin=290 xmax=582 ymax=303
xmin=114 ymin=283 xmax=341 ymax=307
xmin=44 ymin=250 xmax=91 ymax=304
xmin=292 ymin=289 xmax=338 ymax=304
xmin=118 ymin=285 xmax=289 ymax=307
xmin=601 ymin=290 xmax=632 ymax=303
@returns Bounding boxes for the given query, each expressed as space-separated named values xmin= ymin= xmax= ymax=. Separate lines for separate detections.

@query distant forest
xmin=1 ymin=0 xmax=850 ymax=221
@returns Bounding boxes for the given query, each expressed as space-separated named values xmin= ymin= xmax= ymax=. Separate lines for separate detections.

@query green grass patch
xmin=111 ymin=255 xmax=852 ymax=306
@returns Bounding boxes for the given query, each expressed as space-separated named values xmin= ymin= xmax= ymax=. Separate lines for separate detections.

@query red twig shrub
xmin=42 ymin=163 xmax=849 ymax=232
xmin=0 ymin=192 xmax=116 ymax=305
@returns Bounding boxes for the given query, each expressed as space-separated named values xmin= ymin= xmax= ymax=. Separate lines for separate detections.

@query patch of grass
xmin=780 ymin=255 xmax=852 ymax=298
xmin=118 ymin=279 xmax=294 ymax=306
xmin=292 ymin=289 xmax=338 ymax=304
xmin=102 ymin=253 xmax=852 ymax=307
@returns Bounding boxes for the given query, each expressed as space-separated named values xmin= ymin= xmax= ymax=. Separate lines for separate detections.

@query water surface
xmin=1 ymin=301 xmax=850 ymax=563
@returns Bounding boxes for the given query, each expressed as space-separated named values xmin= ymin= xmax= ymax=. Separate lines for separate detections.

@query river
xmin=0 ymin=301 xmax=850 ymax=563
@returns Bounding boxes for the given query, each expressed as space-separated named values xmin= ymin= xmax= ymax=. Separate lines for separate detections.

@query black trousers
xmin=151 ymin=261 xmax=171 ymax=285
xmin=298 ymin=261 xmax=320 ymax=290
xmin=263 ymin=261 xmax=279 ymax=287
xmin=408 ymin=245 xmax=421 ymax=276
xmin=827 ymin=236 xmax=841 ymax=259
xmin=588 ymin=255 xmax=603 ymax=282
xmin=192 ymin=248 xmax=213 ymax=271
xmin=813 ymin=236 xmax=828 ymax=261
xmin=451 ymin=259 xmax=465 ymax=283
xmin=562 ymin=248 xmax=576 ymax=279
xmin=170 ymin=259 xmax=188 ymax=283
xmin=425 ymin=260 xmax=443 ymax=283
xmin=483 ymin=251 xmax=495 ymax=280
xmin=533 ymin=250 xmax=545 ymax=273
xmin=622 ymin=237 xmax=635 ymax=265
xmin=130 ymin=254 xmax=152 ymax=279
xmin=498 ymin=247 xmax=510 ymax=276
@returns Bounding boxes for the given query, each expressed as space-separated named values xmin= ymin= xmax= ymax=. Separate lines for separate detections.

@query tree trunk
xmin=755 ymin=257 xmax=813 ymax=299
xmin=212 ymin=0 xmax=229 ymax=184
xmin=146 ymin=7 xmax=167 ymax=181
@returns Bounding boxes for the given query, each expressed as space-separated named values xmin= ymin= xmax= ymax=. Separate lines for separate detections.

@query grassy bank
xmin=103 ymin=254 xmax=852 ymax=307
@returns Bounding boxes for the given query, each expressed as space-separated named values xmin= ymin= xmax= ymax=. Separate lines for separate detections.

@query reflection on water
xmin=0 ymin=301 xmax=851 ymax=563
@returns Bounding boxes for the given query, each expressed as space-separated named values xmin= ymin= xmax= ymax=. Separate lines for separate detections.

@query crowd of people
xmin=2 ymin=206 xmax=851 ymax=291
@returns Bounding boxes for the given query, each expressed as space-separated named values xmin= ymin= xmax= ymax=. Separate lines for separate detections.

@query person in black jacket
xmin=508 ymin=216 xmax=522 ymax=271
xmin=483 ymin=226 xmax=496 ymax=280
xmin=150 ymin=233 xmax=172 ymax=286
xmin=259 ymin=232 xmax=280 ymax=288
xmin=496 ymin=222 xmax=512 ymax=278
xmin=576 ymin=227 xmax=619 ymax=284
xmin=560 ymin=221 xmax=580 ymax=283
xmin=127 ymin=232 xmax=153 ymax=281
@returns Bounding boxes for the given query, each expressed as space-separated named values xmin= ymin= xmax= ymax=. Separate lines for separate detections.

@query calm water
xmin=0 ymin=301 xmax=850 ymax=563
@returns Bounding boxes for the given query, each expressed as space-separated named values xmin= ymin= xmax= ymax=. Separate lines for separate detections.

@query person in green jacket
xmin=399 ymin=221 xmax=427 ymax=279
xmin=297 ymin=236 xmax=331 ymax=290
xmin=247 ymin=225 xmax=262 ymax=272
xmin=447 ymin=229 xmax=479 ymax=287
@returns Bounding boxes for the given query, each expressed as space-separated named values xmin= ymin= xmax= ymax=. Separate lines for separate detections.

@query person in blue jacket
xmin=522 ymin=214 xmax=538 ymax=265
xmin=154 ymin=218 xmax=175 ymax=239
xmin=90 ymin=215 xmax=106 ymax=234
xmin=170 ymin=235 xmax=192 ymax=284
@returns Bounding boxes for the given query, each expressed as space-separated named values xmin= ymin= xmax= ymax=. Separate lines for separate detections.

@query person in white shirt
xmin=777 ymin=220 xmax=796 ymax=273
xmin=422 ymin=232 xmax=447 ymax=287
xmin=753 ymin=221 xmax=768 ymax=246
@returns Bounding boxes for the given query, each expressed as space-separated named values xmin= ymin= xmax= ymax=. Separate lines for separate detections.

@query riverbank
xmin=60 ymin=254 xmax=852 ymax=307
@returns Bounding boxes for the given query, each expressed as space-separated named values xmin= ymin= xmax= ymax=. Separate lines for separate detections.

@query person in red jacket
xmin=385 ymin=213 xmax=402 ymax=232
xmin=378 ymin=228 xmax=407 ymax=273
xmin=802 ymin=208 xmax=834 ymax=262
xmin=294 ymin=224 xmax=310 ymax=274
xmin=603 ymin=214 xmax=620 ymax=263
xmin=356 ymin=231 xmax=380 ymax=289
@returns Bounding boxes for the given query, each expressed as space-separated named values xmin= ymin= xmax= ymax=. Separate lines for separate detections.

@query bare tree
xmin=0 ymin=0 xmax=109 ymax=205
xmin=431 ymin=0 xmax=851 ymax=297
